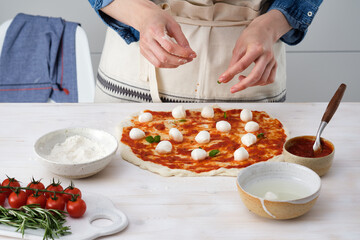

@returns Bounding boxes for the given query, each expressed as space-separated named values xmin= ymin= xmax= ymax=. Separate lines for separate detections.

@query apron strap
xmin=173 ymin=16 xmax=251 ymax=27
xmin=149 ymin=63 xmax=162 ymax=103
xmin=149 ymin=63 xmax=161 ymax=103
xmin=162 ymin=0 xmax=261 ymax=27
xmin=140 ymin=55 xmax=162 ymax=103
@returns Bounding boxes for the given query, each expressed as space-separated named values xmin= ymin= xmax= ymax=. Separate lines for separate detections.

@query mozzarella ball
xmin=216 ymin=120 xmax=231 ymax=133
xmin=172 ymin=105 xmax=186 ymax=119
xmin=129 ymin=128 xmax=145 ymax=140
xmin=191 ymin=149 xmax=207 ymax=161
xmin=240 ymin=109 xmax=253 ymax=122
xmin=241 ymin=133 xmax=257 ymax=147
xmin=244 ymin=121 xmax=260 ymax=132
xmin=201 ymin=106 xmax=214 ymax=118
xmin=155 ymin=141 xmax=172 ymax=154
xmin=195 ymin=131 xmax=210 ymax=144
xmin=234 ymin=147 xmax=249 ymax=161
xmin=264 ymin=191 xmax=279 ymax=200
xmin=169 ymin=128 xmax=183 ymax=142
xmin=138 ymin=112 xmax=153 ymax=122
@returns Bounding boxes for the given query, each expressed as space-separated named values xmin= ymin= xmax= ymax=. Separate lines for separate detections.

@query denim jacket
xmin=88 ymin=0 xmax=323 ymax=45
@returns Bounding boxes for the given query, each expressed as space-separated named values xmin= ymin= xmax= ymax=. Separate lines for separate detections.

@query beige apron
xmin=95 ymin=0 xmax=286 ymax=103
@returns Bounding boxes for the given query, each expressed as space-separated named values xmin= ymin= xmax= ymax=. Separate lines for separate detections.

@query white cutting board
xmin=0 ymin=192 xmax=129 ymax=240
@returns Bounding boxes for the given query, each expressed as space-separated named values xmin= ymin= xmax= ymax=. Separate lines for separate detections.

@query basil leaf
xmin=145 ymin=136 xmax=154 ymax=143
xmin=178 ymin=119 xmax=187 ymax=122
xmin=257 ymin=133 xmax=265 ymax=139
xmin=154 ymin=135 xmax=161 ymax=143
xmin=217 ymin=81 xmax=221 ymax=84
xmin=224 ymin=112 xmax=227 ymax=119
xmin=209 ymin=149 xmax=220 ymax=157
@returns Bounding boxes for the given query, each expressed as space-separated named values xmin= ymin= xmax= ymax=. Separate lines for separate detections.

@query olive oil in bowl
xmin=244 ymin=177 xmax=313 ymax=201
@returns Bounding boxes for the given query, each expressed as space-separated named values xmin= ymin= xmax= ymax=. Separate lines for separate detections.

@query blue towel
xmin=0 ymin=13 xmax=79 ymax=102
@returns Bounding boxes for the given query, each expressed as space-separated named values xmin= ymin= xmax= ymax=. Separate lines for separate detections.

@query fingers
xmin=228 ymin=49 xmax=245 ymax=69
xmin=140 ymin=47 xmax=178 ymax=69
xmin=166 ymin=22 xmax=194 ymax=52
xmin=264 ymin=62 xmax=277 ymax=86
xmin=229 ymin=55 xmax=268 ymax=93
xmin=246 ymin=58 xmax=275 ymax=87
xmin=219 ymin=45 xmax=261 ymax=83
xmin=230 ymin=59 xmax=277 ymax=93
xmin=146 ymin=38 xmax=192 ymax=68
xmin=256 ymin=61 xmax=276 ymax=87
xmin=141 ymin=22 xmax=196 ymax=68
xmin=154 ymin=26 xmax=196 ymax=59
xmin=228 ymin=39 xmax=246 ymax=68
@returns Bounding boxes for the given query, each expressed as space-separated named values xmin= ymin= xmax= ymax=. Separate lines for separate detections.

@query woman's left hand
xmin=218 ymin=10 xmax=291 ymax=93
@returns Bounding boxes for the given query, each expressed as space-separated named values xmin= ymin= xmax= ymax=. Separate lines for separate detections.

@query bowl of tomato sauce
xmin=283 ymin=136 xmax=334 ymax=177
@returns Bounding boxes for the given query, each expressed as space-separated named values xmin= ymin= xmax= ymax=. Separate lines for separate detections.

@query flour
xmin=162 ymin=28 xmax=178 ymax=44
xmin=47 ymin=135 xmax=107 ymax=163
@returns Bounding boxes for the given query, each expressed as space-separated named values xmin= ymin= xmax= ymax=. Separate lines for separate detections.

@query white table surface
xmin=0 ymin=103 xmax=359 ymax=240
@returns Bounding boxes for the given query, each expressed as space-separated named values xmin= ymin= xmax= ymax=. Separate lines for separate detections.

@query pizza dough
xmin=118 ymin=106 xmax=287 ymax=177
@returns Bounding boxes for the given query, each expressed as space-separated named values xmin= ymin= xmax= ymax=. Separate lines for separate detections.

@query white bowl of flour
xmin=34 ymin=128 xmax=118 ymax=178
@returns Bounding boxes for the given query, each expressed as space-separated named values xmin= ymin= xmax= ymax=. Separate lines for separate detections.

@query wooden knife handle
xmin=322 ymin=83 xmax=347 ymax=123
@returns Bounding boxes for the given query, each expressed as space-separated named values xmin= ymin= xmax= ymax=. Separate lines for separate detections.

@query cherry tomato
xmin=45 ymin=179 xmax=63 ymax=198
xmin=8 ymin=190 xmax=27 ymax=208
xmin=66 ymin=198 xmax=87 ymax=218
xmin=0 ymin=192 xmax=6 ymax=207
xmin=1 ymin=177 xmax=20 ymax=197
xmin=26 ymin=193 xmax=47 ymax=208
xmin=63 ymin=183 xmax=82 ymax=202
xmin=46 ymin=195 xmax=65 ymax=211
xmin=26 ymin=178 xmax=45 ymax=197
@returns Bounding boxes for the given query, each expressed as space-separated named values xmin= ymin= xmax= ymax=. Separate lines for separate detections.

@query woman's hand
xmin=137 ymin=6 xmax=196 ymax=68
xmin=218 ymin=10 xmax=291 ymax=93
xmin=102 ymin=0 xmax=196 ymax=68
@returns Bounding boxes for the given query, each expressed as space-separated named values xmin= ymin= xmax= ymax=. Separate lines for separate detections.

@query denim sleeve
xmin=268 ymin=0 xmax=323 ymax=45
xmin=88 ymin=0 xmax=139 ymax=44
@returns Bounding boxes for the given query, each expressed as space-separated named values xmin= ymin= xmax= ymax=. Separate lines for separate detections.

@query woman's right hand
xmin=137 ymin=4 xmax=197 ymax=68
xmin=102 ymin=0 xmax=196 ymax=68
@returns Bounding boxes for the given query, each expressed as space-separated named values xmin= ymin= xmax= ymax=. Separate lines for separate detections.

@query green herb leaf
xmin=223 ymin=112 xmax=227 ymax=119
xmin=198 ymin=147 xmax=202 ymax=149
xmin=0 ymin=205 xmax=70 ymax=239
xmin=154 ymin=135 xmax=161 ymax=143
xmin=209 ymin=149 xmax=220 ymax=157
xmin=178 ymin=119 xmax=187 ymax=122
xmin=257 ymin=133 xmax=265 ymax=139
xmin=145 ymin=136 xmax=154 ymax=143
xmin=217 ymin=81 xmax=221 ymax=84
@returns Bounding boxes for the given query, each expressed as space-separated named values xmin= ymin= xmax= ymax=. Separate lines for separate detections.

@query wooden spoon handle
xmin=322 ymin=83 xmax=347 ymax=123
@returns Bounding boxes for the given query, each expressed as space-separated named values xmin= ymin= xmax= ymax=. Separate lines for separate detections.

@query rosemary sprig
xmin=0 ymin=205 xmax=71 ymax=240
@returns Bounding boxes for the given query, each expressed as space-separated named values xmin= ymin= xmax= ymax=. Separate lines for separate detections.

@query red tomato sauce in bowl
xmin=286 ymin=136 xmax=333 ymax=158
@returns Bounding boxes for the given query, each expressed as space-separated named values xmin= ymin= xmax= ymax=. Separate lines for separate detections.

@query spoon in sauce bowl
xmin=313 ymin=83 xmax=347 ymax=155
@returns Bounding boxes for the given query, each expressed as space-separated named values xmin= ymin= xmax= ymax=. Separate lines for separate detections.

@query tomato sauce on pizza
xmin=120 ymin=107 xmax=287 ymax=175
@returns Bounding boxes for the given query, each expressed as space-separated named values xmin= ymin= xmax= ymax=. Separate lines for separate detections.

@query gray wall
xmin=0 ymin=0 xmax=359 ymax=102
xmin=286 ymin=0 xmax=360 ymax=102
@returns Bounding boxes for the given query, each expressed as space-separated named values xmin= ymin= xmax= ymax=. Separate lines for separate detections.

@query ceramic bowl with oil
xmin=236 ymin=162 xmax=321 ymax=220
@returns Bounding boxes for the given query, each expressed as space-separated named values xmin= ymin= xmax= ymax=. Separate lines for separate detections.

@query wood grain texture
xmin=0 ymin=103 xmax=359 ymax=239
